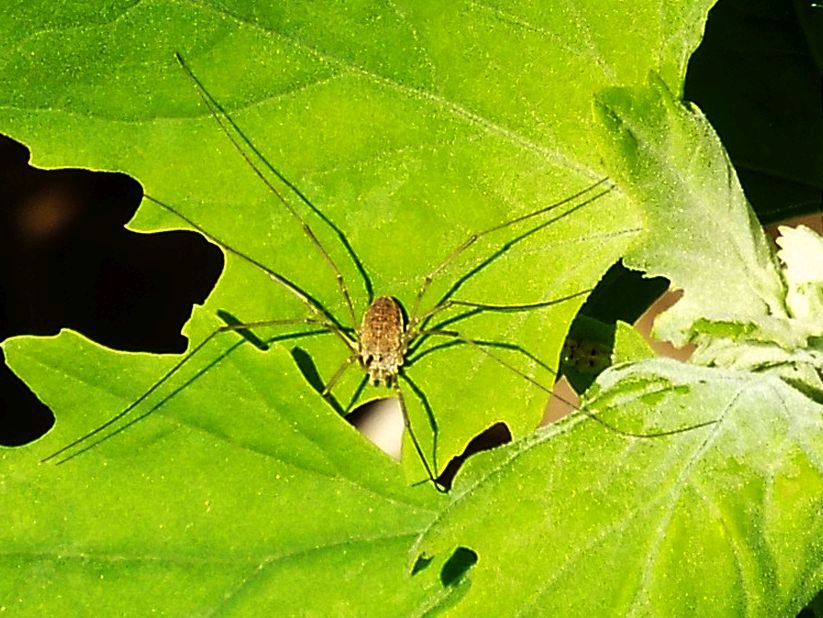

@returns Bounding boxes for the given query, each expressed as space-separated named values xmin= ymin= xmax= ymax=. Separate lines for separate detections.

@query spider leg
xmin=412 ymin=220 xmax=642 ymax=336
xmin=43 ymin=317 xmax=337 ymax=465
xmin=394 ymin=377 xmax=446 ymax=493
xmin=407 ymin=337 xmax=552 ymax=375
xmin=407 ymin=288 xmax=592 ymax=343
xmin=343 ymin=374 xmax=369 ymax=414
xmin=175 ymin=52 xmax=361 ymax=325
xmin=418 ymin=329 xmax=718 ymax=440
xmin=321 ymin=354 xmax=359 ymax=397
xmin=144 ymin=196 xmax=357 ymax=354
xmin=408 ymin=178 xmax=612 ymax=322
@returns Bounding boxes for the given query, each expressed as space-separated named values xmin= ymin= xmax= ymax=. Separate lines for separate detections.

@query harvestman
xmin=42 ymin=54 xmax=715 ymax=488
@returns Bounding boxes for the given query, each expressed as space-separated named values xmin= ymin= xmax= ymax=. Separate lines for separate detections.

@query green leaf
xmin=594 ymin=75 xmax=790 ymax=349
xmin=612 ymin=320 xmax=655 ymax=365
xmin=1 ymin=332 xmax=446 ymax=615
xmin=415 ymin=359 xmax=823 ymax=616
xmin=0 ymin=0 xmax=656 ymax=479
xmin=0 ymin=0 xmax=729 ymax=615
xmin=595 ymin=77 xmax=823 ymax=400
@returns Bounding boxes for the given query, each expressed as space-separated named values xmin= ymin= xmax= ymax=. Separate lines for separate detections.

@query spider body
xmin=359 ymin=296 xmax=407 ymax=387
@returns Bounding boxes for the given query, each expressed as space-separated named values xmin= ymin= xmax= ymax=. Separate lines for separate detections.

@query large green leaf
xmin=415 ymin=359 xmax=823 ymax=616
xmin=596 ymin=75 xmax=789 ymax=349
xmin=596 ymin=76 xmax=823 ymax=399
xmin=2 ymin=334 xmax=445 ymax=615
xmin=0 ymin=1 xmax=742 ymax=615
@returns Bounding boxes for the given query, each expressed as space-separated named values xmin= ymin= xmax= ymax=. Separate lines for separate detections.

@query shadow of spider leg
xmin=413 ymin=310 xmax=718 ymax=444
xmin=174 ymin=52 xmax=369 ymax=325
xmin=408 ymin=179 xmax=614 ymax=324
xmin=395 ymin=374 xmax=444 ymax=490
xmin=41 ymin=316 xmax=346 ymax=465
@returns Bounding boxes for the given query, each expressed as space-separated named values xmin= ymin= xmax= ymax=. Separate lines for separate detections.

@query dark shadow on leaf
xmin=216 ymin=310 xmax=270 ymax=351
xmin=290 ymin=347 xmax=324 ymax=392
xmin=578 ymin=260 xmax=669 ymax=325
xmin=290 ymin=346 xmax=346 ymax=415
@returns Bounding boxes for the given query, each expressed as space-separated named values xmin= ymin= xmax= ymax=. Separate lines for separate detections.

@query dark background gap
xmin=0 ymin=134 xmax=222 ymax=445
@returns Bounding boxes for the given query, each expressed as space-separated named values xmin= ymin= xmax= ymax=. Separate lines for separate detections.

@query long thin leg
xmin=53 ymin=328 xmax=339 ymax=466
xmin=175 ymin=52 xmax=359 ymax=325
xmin=410 ymin=200 xmax=635 ymax=338
xmin=407 ymin=288 xmax=593 ymax=343
xmin=344 ymin=374 xmax=369 ymax=414
xmin=145 ymin=195 xmax=357 ymax=354
xmin=175 ymin=53 xmax=373 ymax=305
xmin=321 ymin=354 xmax=358 ymax=396
xmin=406 ymin=337 xmax=553 ymax=375
xmin=394 ymin=378 xmax=446 ymax=492
xmin=419 ymin=329 xmax=719 ymax=439
xmin=42 ymin=317 xmax=335 ymax=464
xmin=409 ymin=178 xmax=612 ymax=321
xmin=410 ymin=224 xmax=641 ymax=339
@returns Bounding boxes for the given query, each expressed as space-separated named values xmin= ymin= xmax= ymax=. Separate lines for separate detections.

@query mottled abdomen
xmin=359 ymin=296 xmax=406 ymax=386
